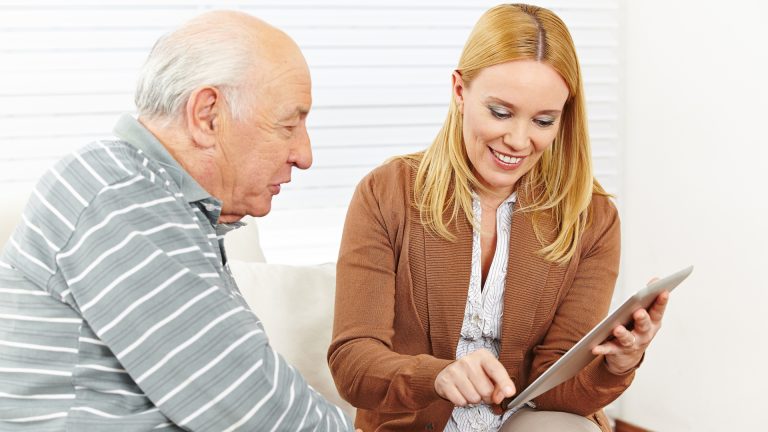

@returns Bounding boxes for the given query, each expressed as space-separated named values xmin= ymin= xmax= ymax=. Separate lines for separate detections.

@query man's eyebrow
xmin=282 ymin=106 xmax=309 ymax=120
xmin=485 ymin=96 xmax=562 ymax=116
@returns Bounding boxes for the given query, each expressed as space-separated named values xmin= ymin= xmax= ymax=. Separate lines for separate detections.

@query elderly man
xmin=0 ymin=11 xmax=354 ymax=431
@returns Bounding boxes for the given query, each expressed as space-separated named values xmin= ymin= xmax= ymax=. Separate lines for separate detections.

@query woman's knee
xmin=500 ymin=407 xmax=600 ymax=432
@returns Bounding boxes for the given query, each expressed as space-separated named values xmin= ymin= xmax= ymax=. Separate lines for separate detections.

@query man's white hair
xmin=135 ymin=23 xmax=253 ymax=121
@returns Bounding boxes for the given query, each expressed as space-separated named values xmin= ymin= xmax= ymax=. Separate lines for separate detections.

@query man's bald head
xmin=135 ymin=10 xmax=306 ymax=122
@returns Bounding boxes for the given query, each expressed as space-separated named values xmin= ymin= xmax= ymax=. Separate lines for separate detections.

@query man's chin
xmin=218 ymin=214 xmax=245 ymax=224
xmin=248 ymin=201 xmax=272 ymax=217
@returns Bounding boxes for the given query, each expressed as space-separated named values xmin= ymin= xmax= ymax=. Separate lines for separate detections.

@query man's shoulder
xmin=44 ymin=139 xmax=161 ymax=203
xmin=6 ymin=139 xmax=167 ymax=290
xmin=30 ymin=139 xmax=173 ymax=232
xmin=56 ymin=139 xmax=144 ymax=184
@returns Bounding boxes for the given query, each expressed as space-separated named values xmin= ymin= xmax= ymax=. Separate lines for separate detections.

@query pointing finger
xmin=480 ymin=356 xmax=516 ymax=401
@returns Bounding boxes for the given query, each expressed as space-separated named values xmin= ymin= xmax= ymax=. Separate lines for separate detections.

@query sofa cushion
xmin=228 ymin=260 xmax=353 ymax=416
xmin=224 ymin=216 xmax=266 ymax=263
xmin=0 ymin=187 xmax=32 ymax=247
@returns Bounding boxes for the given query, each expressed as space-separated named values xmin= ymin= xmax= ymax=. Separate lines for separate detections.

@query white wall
xmin=619 ymin=0 xmax=768 ymax=430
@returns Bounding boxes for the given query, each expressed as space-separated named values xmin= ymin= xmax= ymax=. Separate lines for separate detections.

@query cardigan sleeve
xmin=528 ymin=195 xmax=637 ymax=415
xmin=328 ymin=164 xmax=453 ymax=413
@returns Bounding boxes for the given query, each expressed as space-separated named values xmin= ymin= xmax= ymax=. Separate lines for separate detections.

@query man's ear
xmin=185 ymin=86 xmax=222 ymax=149
xmin=452 ymin=70 xmax=465 ymax=114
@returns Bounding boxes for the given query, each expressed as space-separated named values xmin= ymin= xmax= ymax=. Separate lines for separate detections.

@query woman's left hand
xmin=591 ymin=280 xmax=669 ymax=375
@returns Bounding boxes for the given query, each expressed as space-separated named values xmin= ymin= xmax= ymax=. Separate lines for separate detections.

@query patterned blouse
xmin=443 ymin=191 xmax=526 ymax=432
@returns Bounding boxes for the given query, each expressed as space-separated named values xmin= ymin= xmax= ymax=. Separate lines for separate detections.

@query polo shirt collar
xmin=112 ymin=113 xmax=211 ymax=204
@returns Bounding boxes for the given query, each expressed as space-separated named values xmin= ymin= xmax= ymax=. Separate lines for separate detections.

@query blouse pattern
xmin=443 ymin=191 xmax=523 ymax=432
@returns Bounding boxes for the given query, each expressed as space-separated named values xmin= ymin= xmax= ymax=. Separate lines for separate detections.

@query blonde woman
xmin=329 ymin=4 xmax=668 ymax=431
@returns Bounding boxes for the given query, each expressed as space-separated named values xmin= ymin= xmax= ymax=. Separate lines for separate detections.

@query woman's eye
xmin=489 ymin=107 xmax=511 ymax=119
xmin=534 ymin=118 xmax=556 ymax=127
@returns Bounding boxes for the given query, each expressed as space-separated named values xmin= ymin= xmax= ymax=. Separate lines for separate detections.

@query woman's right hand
xmin=434 ymin=348 xmax=516 ymax=406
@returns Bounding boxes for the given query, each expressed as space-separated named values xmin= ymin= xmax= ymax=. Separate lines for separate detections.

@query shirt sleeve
xmin=528 ymin=196 xmax=635 ymax=415
xmin=55 ymin=176 xmax=353 ymax=431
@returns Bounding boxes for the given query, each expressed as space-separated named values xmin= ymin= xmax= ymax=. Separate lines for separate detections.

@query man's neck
xmin=139 ymin=116 xmax=226 ymax=203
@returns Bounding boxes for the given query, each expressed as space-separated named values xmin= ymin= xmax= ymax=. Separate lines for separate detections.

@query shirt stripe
xmin=0 ymin=339 xmax=77 ymax=353
xmin=1 ymin=412 xmax=69 ymax=423
xmin=116 ymin=286 xmax=219 ymax=359
xmin=32 ymin=187 xmax=75 ymax=231
xmin=156 ymin=329 xmax=263 ymax=406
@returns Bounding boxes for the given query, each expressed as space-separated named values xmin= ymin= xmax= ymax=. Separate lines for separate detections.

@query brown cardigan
xmin=329 ymin=159 xmax=635 ymax=432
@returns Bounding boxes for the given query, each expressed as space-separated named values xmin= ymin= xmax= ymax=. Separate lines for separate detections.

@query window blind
xmin=0 ymin=0 xmax=622 ymax=264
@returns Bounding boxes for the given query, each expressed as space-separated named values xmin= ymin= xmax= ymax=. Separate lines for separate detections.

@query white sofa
xmin=0 ymin=187 xmax=353 ymax=417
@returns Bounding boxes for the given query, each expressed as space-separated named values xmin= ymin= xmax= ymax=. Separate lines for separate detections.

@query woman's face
xmin=454 ymin=60 xmax=570 ymax=200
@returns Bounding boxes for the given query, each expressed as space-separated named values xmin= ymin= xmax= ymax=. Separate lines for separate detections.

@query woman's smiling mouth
xmin=490 ymin=147 xmax=525 ymax=168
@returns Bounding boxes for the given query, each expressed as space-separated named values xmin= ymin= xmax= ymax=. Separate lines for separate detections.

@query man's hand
xmin=434 ymin=349 xmax=516 ymax=406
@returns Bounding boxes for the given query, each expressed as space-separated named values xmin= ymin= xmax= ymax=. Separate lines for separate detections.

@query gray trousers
xmin=500 ymin=407 xmax=601 ymax=432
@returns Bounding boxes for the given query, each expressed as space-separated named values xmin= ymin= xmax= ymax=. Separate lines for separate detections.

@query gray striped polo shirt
xmin=0 ymin=114 xmax=353 ymax=431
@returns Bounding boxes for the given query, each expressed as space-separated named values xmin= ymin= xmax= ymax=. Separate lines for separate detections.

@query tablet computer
xmin=501 ymin=265 xmax=694 ymax=411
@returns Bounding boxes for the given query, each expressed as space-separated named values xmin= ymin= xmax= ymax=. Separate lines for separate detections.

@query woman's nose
xmin=502 ymin=120 xmax=530 ymax=151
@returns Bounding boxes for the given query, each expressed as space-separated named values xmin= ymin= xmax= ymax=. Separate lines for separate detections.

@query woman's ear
xmin=452 ymin=70 xmax=465 ymax=114
xmin=185 ymin=86 xmax=222 ymax=149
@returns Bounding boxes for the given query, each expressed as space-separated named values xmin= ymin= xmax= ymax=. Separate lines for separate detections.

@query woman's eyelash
xmin=489 ymin=107 xmax=511 ymax=119
xmin=534 ymin=118 xmax=555 ymax=127
xmin=488 ymin=105 xmax=556 ymax=126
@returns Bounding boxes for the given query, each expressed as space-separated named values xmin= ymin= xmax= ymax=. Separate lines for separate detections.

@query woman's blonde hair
xmin=404 ymin=3 xmax=607 ymax=264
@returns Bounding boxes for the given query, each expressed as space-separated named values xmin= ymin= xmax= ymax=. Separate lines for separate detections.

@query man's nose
xmin=290 ymin=127 xmax=312 ymax=170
